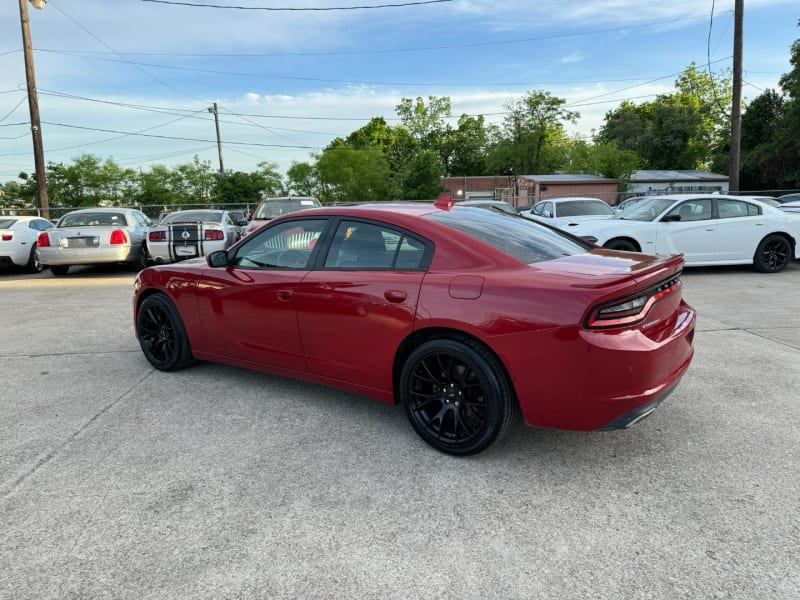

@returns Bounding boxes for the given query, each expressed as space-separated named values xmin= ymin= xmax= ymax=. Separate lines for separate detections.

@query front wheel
xmin=400 ymin=338 xmax=518 ymax=456
xmin=604 ymin=238 xmax=638 ymax=252
xmin=136 ymin=294 xmax=196 ymax=371
xmin=753 ymin=234 xmax=791 ymax=273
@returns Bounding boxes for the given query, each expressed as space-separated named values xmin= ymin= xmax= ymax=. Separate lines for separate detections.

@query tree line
xmin=2 ymin=24 xmax=799 ymax=209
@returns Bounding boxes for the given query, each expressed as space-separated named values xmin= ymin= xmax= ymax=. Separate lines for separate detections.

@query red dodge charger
xmin=133 ymin=200 xmax=695 ymax=455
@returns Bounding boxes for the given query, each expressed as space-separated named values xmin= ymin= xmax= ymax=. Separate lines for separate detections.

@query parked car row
xmin=0 ymin=197 xmax=324 ymax=276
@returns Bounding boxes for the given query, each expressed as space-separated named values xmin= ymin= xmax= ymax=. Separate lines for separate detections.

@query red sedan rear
xmin=133 ymin=202 xmax=695 ymax=455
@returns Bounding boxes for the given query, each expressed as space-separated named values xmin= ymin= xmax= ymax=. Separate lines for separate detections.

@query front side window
xmin=665 ymin=200 xmax=713 ymax=222
xmin=323 ymin=221 xmax=428 ymax=270
xmin=232 ymin=219 xmax=327 ymax=269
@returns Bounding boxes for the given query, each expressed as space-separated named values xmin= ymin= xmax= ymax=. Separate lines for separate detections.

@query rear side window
xmin=426 ymin=208 xmax=590 ymax=264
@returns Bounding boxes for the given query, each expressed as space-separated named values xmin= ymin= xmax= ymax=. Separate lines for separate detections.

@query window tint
xmin=426 ymin=208 xmax=590 ymax=264
xmin=557 ymin=200 xmax=615 ymax=217
xmin=29 ymin=219 xmax=51 ymax=231
xmin=717 ymin=199 xmax=761 ymax=218
xmin=162 ymin=211 xmax=222 ymax=224
xmin=324 ymin=221 xmax=427 ymax=270
xmin=59 ymin=212 xmax=128 ymax=227
xmin=232 ymin=219 xmax=327 ymax=269
xmin=0 ymin=219 xmax=18 ymax=229
xmin=665 ymin=200 xmax=712 ymax=222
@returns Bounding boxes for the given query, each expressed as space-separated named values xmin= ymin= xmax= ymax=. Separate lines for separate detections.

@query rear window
xmin=254 ymin=198 xmax=320 ymax=220
xmin=425 ymin=208 xmax=591 ymax=264
xmin=59 ymin=213 xmax=128 ymax=227
xmin=558 ymin=200 xmax=615 ymax=217
xmin=162 ymin=211 xmax=222 ymax=224
xmin=0 ymin=219 xmax=18 ymax=229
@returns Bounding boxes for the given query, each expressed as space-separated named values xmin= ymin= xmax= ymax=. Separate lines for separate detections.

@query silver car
xmin=37 ymin=207 xmax=152 ymax=276
xmin=146 ymin=209 xmax=245 ymax=264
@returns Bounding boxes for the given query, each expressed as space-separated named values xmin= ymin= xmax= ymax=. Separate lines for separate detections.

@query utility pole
xmin=729 ymin=0 xmax=744 ymax=192
xmin=207 ymin=102 xmax=224 ymax=177
xmin=19 ymin=0 xmax=49 ymax=219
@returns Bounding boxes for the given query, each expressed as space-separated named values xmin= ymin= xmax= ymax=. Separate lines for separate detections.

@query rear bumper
xmin=493 ymin=299 xmax=696 ymax=432
xmin=39 ymin=245 xmax=136 ymax=266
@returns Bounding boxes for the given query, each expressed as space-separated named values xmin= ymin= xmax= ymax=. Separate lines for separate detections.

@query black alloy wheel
xmin=400 ymin=338 xmax=518 ymax=456
xmin=604 ymin=238 xmax=638 ymax=252
xmin=754 ymin=234 xmax=791 ymax=273
xmin=136 ymin=294 xmax=196 ymax=371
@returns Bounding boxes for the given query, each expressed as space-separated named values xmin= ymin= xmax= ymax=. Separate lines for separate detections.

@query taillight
xmin=37 ymin=232 xmax=50 ymax=247
xmin=1 ymin=233 xmax=12 ymax=241
xmin=586 ymin=275 xmax=682 ymax=329
xmin=109 ymin=229 xmax=128 ymax=245
xmin=149 ymin=230 xmax=167 ymax=242
xmin=205 ymin=230 xmax=224 ymax=241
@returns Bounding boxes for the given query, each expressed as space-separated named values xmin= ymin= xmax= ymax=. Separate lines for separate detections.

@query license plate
xmin=66 ymin=237 xmax=97 ymax=248
xmin=175 ymin=246 xmax=197 ymax=257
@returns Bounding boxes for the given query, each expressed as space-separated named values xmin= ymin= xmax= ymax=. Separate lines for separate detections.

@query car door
xmin=655 ymin=199 xmax=716 ymax=263
xmin=712 ymin=198 xmax=768 ymax=261
xmin=293 ymin=219 xmax=430 ymax=393
xmin=195 ymin=218 xmax=330 ymax=372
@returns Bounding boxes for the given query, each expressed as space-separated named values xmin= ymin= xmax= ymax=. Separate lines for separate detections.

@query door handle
xmin=384 ymin=290 xmax=407 ymax=303
xmin=276 ymin=289 xmax=294 ymax=301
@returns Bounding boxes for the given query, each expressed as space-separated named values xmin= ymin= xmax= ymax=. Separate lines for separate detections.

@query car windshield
xmin=615 ymin=198 xmax=676 ymax=222
xmin=59 ymin=212 xmax=128 ymax=227
xmin=425 ymin=208 xmax=590 ymax=264
xmin=254 ymin=199 xmax=319 ymax=219
xmin=162 ymin=211 xmax=222 ymax=224
xmin=0 ymin=219 xmax=18 ymax=229
xmin=558 ymin=200 xmax=615 ymax=217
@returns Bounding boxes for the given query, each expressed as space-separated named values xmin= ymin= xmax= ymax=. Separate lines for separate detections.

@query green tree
xmin=173 ymin=155 xmax=216 ymax=204
xmin=316 ymin=146 xmax=397 ymax=203
xmin=486 ymin=91 xmax=578 ymax=177
xmin=739 ymin=89 xmax=786 ymax=190
xmin=564 ymin=139 xmax=640 ymax=189
xmin=447 ymin=114 xmax=489 ymax=176
xmin=286 ymin=161 xmax=319 ymax=196
xmin=395 ymin=96 xmax=454 ymax=169
xmin=401 ymin=150 xmax=446 ymax=200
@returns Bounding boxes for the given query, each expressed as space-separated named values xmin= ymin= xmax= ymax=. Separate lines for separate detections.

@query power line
xmin=35 ymin=12 xmax=719 ymax=58
xmin=141 ymin=0 xmax=451 ymax=10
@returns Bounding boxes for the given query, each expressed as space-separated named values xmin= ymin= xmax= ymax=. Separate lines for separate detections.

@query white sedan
xmin=520 ymin=197 xmax=616 ymax=229
xmin=779 ymin=200 xmax=800 ymax=214
xmin=147 ymin=209 xmax=244 ymax=263
xmin=568 ymin=194 xmax=800 ymax=273
xmin=0 ymin=215 xmax=54 ymax=273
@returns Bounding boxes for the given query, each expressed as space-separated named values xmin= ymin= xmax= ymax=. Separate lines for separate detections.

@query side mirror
xmin=662 ymin=214 xmax=681 ymax=222
xmin=238 ymin=219 xmax=249 ymax=226
xmin=207 ymin=250 xmax=230 ymax=268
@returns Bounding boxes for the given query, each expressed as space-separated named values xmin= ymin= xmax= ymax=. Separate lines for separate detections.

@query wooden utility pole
xmin=19 ymin=0 xmax=49 ymax=219
xmin=208 ymin=102 xmax=225 ymax=177
xmin=729 ymin=0 xmax=744 ymax=192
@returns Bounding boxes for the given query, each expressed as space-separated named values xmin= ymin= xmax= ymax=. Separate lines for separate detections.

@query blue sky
xmin=1 ymin=0 xmax=798 ymax=181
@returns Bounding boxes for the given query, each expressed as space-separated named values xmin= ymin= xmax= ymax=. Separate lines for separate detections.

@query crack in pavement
xmin=0 ymin=369 xmax=155 ymax=500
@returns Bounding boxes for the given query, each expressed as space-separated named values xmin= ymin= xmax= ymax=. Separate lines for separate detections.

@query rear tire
xmin=136 ymin=293 xmax=196 ymax=371
xmin=25 ymin=243 xmax=44 ymax=273
xmin=400 ymin=338 xmax=518 ymax=456
xmin=130 ymin=246 xmax=148 ymax=272
xmin=753 ymin=234 xmax=790 ymax=273
xmin=50 ymin=265 xmax=69 ymax=276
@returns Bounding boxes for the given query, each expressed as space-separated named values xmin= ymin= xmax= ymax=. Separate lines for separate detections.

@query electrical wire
xmin=140 ymin=0 xmax=451 ymax=10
